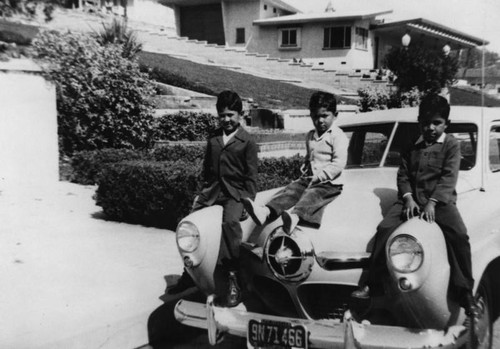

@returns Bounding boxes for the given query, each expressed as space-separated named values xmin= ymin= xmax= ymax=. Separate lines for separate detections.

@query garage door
xmin=180 ymin=4 xmax=225 ymax=45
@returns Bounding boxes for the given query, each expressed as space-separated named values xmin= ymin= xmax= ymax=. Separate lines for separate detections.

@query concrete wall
xmin=222 ymin=0 xmax=260 ymax=46
xmin=248 ymin=18 xmax=376 ymax=70
xmin=282 ymin=106 xmax=359 ymax=131
xmin=0 ymin=59 xmax=59 ymax=190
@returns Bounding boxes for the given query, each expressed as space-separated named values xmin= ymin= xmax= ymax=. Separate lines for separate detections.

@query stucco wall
xmin=248 ymin=18 xmax=376 ymax=70
xmin=222 ymin=0 xmax=260 ymax=46
xmin=0 ymin=60 xmax=59 ymax=189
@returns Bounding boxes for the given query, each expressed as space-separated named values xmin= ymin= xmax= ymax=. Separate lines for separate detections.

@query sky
xmin=285 ymin=0 xmax=500 ymax=54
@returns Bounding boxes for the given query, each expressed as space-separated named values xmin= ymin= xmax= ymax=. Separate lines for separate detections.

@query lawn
xmin=138 ymin=51 xmax=357 ymax=110
xmin=450 ymin=86 xmax=500 ymax=107
xmin=138 ymin=52 xmax=500 ymax=109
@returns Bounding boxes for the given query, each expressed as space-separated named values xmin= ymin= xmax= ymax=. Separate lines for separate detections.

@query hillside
xmin=138 ymin=51 xmax=357 ymax=110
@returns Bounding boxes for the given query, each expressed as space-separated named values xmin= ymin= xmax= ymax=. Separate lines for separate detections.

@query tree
xmin=384 ymin=46 xmax=459 ymax=94
xmin=33 ymin=30 xmax=157 ymax=155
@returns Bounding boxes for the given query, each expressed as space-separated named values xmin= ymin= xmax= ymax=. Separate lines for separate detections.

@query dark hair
xmin=216 ymin=90 xmax=243 ymax=114
xmin=418 ymin=94 xmax=450 ymax=121
xmin=309 ymin=91 xmax=337 ymax=114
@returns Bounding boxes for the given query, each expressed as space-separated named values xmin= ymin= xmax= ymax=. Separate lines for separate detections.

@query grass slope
xmin=138 ymin=52 xmax=500 ymax=109
xmin=138 ymin=51 xmax=356 ymax=109
xmin=450 ymin=87 xmax=500 ymax=107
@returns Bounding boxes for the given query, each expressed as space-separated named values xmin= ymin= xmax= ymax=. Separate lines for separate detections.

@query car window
xmin=447 ymin=124 xmax=477 ymax=171
xmin=342 ymin=122 xmax=477 ymax=170
xmin=343 ymin=123 xmax=400 ymax=168
xmin=489 ymin=126 xmax=500 ymax=172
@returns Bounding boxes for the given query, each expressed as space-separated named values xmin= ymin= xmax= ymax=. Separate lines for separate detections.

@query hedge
xmin=156 ymin=111 xmax=219 ymax=141
xmin=94 ymin=153 xmax=305 ymax=229
xmin=95 ymin=159 xmax=203 ymax=229
xmin=70 ymin=148 xmax=149 ymax=185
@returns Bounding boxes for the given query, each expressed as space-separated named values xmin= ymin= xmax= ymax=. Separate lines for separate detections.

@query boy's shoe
xmin=167 ymin=270 xmax=195 ymax=295
xmin=226 ymin=271 xmax=242 ymax=307
xmin=282 ymin=210 xmax=299 ymax=234
xmin=351 ymin=285 xmax=370 ymax=299
xmin=241 ymin=198 xmax=269 ymax=226
xmin=464 ymin=292 xmax=480 ymax=318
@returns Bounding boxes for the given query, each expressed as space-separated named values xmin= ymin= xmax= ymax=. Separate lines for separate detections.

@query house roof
xmin=159 ymin=0 xmax=300 ymax=13
xmin=253 ymin=9 xmax=392 ymax=26
xmin=266 ymin=0 xmax=301 ymax=14
xmin=372 ymin=18 xmax=487 ymax=48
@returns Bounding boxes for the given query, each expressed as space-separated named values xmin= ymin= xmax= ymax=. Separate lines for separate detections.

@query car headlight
xmin=388 ymin=234 xmax=423 ymax=273
xmin=176 ymin=221 xmax=200 ymax=253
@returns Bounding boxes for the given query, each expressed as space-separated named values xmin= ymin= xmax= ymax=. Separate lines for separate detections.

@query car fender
xmin=386 ymin=218 xmax=460 ymax=329
xmin=178 ymin=205 xmax=223 ymax=294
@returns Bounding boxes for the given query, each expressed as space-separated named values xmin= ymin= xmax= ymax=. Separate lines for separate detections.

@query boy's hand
xmin=420 ymin=201 xmax=436 ymax=223
xmin=403 ymin=195 xmax=420 ymax=220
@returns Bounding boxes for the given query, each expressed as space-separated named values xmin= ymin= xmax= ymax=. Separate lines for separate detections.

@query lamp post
xmin=401 ymin=33 xmax=411 ymax=48
xmin=443 ymin=44 xmax=451 ymax=56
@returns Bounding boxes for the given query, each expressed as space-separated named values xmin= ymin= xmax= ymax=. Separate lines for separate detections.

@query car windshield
xmin=341 ymin=122 xmax=478 ymax=170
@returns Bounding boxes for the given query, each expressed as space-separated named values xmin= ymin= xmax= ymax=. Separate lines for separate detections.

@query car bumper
xmin=174 ymin=296 xmax=468 ymax=349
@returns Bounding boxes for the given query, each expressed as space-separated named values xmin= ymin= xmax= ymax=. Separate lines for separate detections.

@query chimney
xmin=325 ymin=0 xmax=335 ymax=12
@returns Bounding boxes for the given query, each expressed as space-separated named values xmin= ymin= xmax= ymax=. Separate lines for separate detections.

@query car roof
xmin=337 ymin=106 xmax=500 ymax=127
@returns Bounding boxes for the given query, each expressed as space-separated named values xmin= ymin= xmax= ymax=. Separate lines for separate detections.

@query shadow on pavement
xmin=147 ymin=275 xmax=247 ymax=349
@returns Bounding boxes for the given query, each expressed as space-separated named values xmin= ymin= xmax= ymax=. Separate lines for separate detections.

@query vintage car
xmin=172 ymin=106 xmax=500 ymax=348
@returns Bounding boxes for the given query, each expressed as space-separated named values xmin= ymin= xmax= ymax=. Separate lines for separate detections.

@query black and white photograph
xmin=1 ymin=0 xmax=500 ymax=348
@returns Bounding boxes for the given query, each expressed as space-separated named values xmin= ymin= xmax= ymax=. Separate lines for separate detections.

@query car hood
xmin=303 ymin=167 xmax=398 ymax=255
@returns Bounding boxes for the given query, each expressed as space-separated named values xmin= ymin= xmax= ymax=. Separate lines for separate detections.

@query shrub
xmin=95 ymin=159 xmax=202 ymax=229
xmin=70 ymin=148 xmax=148 ymax=185
xmin=152 ymin=143 xmax=206 ymax=162
xmin=33 ymin=30 xmax=157 ymax=156
xmin=156 ymin=111 xmax=219 ymax=141
xmin=258 ymin=155 xmax=304 ymax=190
xmin=384 ymin=46 xmax=458 ymax=94
xmin=94 ymin=18 xmax=142 ymax=59
xmin=358 ymin=87 xmax=422 ymax=112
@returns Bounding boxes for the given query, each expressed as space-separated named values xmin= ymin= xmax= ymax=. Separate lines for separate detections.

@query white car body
xmin=173 ymin=106 xmax=500 ymax=348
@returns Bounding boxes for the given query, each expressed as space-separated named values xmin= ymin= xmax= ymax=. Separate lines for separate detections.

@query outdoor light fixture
xmin=401 ymin=33 xmax=411 ymax=47
xmin=443 ymin=44 xmax=451 ymax=56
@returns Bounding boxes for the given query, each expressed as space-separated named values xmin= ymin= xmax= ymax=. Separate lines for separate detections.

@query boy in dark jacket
xmin=352 ymin=94 xmax=477 ymax=318
xmin=168 ymin=90 xmax=258 ymax=307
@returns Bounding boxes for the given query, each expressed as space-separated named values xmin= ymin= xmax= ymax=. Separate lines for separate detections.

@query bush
xmin=94 ymin=18 xmax=142 ymax=59
xmin=152 ymin=143 xmax=206 ymax=162
xmin=357 ymin=87 xmax=422 ymax=112
xmin=95 ymin=152 xmax=306 ymax=228
xmin=156 ymin=111 xmax=218 ymax=141
xmin=95 ymin=159 xmax=202 ymax=229
xmin=384 ymin=46 xmax=458 ymax=94
xmin=33 ymin=30 xmax=157 ymax=156
xmin=70 ymin=148 xmax=148 ymax=185
xmin=258 ymin=155 xmax=304 ymax=190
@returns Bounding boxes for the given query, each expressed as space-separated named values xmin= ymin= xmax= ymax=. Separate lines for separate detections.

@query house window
xmin=236 ymin=28 xmax=245 ymax=44
xmin=324 ymin=26 xmax=351 ymax=49
xmin=273 ymin=7 xmax=276 ymax=13
xmin=355 ymin=27 xmax=368 ymax=50
xmin=279 ymin=28 xmax=300 ymax=48
xmin=264 ymin=4 xmax=267 ymax=10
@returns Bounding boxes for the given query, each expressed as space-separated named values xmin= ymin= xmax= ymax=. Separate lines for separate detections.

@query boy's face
xmin=218 ymin=107 xmax=241 ymax=134
xmin=311 ymin=107 xmax=336 ymax=135
xmin=418 ymin=113 xmax=449 ymax=143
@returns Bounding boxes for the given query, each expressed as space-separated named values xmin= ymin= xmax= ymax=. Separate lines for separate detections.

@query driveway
xmin=0 ymin=181 xmax=182 ymax=349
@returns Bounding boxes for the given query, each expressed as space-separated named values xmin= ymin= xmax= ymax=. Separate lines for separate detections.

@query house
xmin=161 ymin=0 xmax=487 ymax=71
xmin=458 ymin=67 xmax=500 ymax=97
xmin=163 ymin=0 xmax=299 ymax=46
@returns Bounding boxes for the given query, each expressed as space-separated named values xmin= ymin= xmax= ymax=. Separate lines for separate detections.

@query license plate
xmin=248 ymin=319 xmax=308 ymax=348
